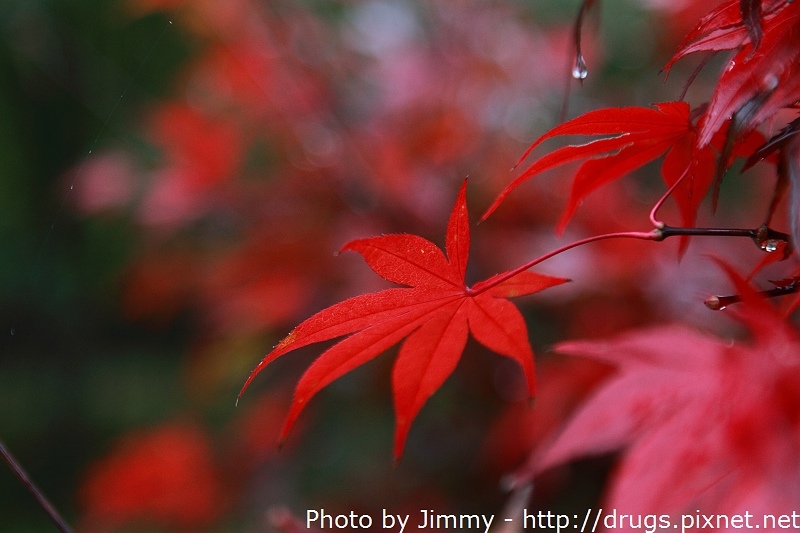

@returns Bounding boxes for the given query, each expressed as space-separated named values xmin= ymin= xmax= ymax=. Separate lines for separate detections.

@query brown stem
xmin=705 ymin=281 xmax=799 ymax=310
xmin=656 ymin=224 xmax=791 ymax=253
xmin=469 ymin=223 xmax=790 ymax=298
xmin=0 ymin=438 xmax=73 ymax=533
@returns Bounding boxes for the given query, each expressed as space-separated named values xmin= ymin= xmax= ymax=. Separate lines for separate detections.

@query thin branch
xmin=571 ymin=0 xmax=596 ymax=82
xmin=705 ymin=281 xmax=799 ymax=310
xmin=0 ymin=438 xmax=73 ymax=533
xmin=468 ymin=229 xmax=660 ymax=296
xmin=468 ymin=221 xmax=790 ymax=298
xmin=561 ymin=0 xmax=596 ymax=121
xmin=656 ymin=223 xmax=791 ymax=253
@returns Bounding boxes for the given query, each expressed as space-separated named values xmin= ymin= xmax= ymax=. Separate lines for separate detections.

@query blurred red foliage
xmin=509 ymin=268 xmax=800 ymax=517
xmin=79 ymin=423 xmax=223 ymax=531
xmin=64 ymin=0 xmax=800 ymax=528
xmin=481 ymin=356 xmax=613 ymax=476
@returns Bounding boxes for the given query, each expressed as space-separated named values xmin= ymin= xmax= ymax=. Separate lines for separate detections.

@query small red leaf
xmin=663 ymin=0 xmax=789 ymax=72
xmin=484 ymin=104 xmax=688 ymax=225
xmin=663 ymin=0 xmax=799 ymax=146
xmin=486 ymin=101 xmax=763 ymax=240
xmin=242 ymin=180 xmax=568 ymax=459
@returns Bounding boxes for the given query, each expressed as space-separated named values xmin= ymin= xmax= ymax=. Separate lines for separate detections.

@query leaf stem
xmin=649 ymin=165 xmax=690 ymax=228
xmin=469 ymin=222 xmax=790 ymax=297
xmin=469 ymin=230 xmax=660 ymax=296
xmin=0 ymin=438 xmax=73 ymax=533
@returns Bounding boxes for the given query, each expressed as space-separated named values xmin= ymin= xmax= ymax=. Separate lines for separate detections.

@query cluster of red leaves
xmin=669 ymin=0 xmax=800 ymax=244
xmin=72 ymin=0 xmax=576 ymax=336
xmin=484 ymin=0 xmax=798 ymax=249
xmin=70 ymin=0 xmax=800 ymax=528
xmin=665 ymin=0 xmax=800 ymax=146
xmin=237 ymin=0 xmax=800 ymax=515
xmin=481 ymin=101 xmax=763 ymax=237
xmin=73 ymin=0 xmax=591 ymax=528
xmin=481 ymin=0 xmax=800 ymax=520
xmin=505 ymin=265 xmax=800 ymax=520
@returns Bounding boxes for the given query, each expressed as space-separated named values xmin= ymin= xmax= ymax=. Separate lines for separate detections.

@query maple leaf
xmin=482 ymin=102 xmax=759 ymax=240
xmin=699 ymin=4 xmax=800 ymax=147
xmin=662 ymin=0 xmax=789 ymax=72
xmin=508 ymin=264 xmax=800 ymax=520
xmin=664 ymin=0 xmax=800 ymax=146
xmin=240 ymin=182 xmax=568 ymax=460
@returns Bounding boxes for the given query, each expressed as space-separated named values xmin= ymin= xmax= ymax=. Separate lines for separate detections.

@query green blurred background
xmin=0 ymin=2 xmax=192 ymax=529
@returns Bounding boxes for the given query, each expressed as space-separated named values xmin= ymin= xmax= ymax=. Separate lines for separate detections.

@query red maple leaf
xmin=664 ymin=0 xmax=800 ymax=146
xmin=240 ymin=182 xmax=568 ymax=459
xmin=508 ymin=264 xmax=800 ymax=520
xmin=482 ymin=102 xmax=759 ymax=238
xmin=662 ymin=0 xmax=790 ymax=70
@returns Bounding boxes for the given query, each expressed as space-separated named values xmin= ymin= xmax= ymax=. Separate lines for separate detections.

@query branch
xmin=0 ymin=438 xmax=73 ymax=533
xmin=705 ymin=279 xmax=800 ymax=310
xmin=468 ymin=219 xmax=792 ymax=299
xmin=656 ymin=224 xmax=791 ymax=254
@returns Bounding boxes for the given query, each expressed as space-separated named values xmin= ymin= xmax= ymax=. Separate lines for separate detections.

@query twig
xmin=656 ymin=223 xmax=791 ymax=253
xmin=705 ymin=281 xmax=799 ymax=310
xmin=0 ymin=438 xmax=73 ymax=533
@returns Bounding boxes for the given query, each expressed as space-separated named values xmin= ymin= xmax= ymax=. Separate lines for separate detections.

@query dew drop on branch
xmin=572 ymin=53 xmax=588 ymax=80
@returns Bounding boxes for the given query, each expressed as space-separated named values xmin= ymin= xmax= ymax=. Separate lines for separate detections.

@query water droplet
xmin=725 ymin=60 xmax=736 ymax=72
xmin=572 ymin=54 xmax=588 ymax=80
xmin=760 ymin=239 xmax=780 ymax=252
xmin=9 ymin=328 xmax=14 ymax=336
